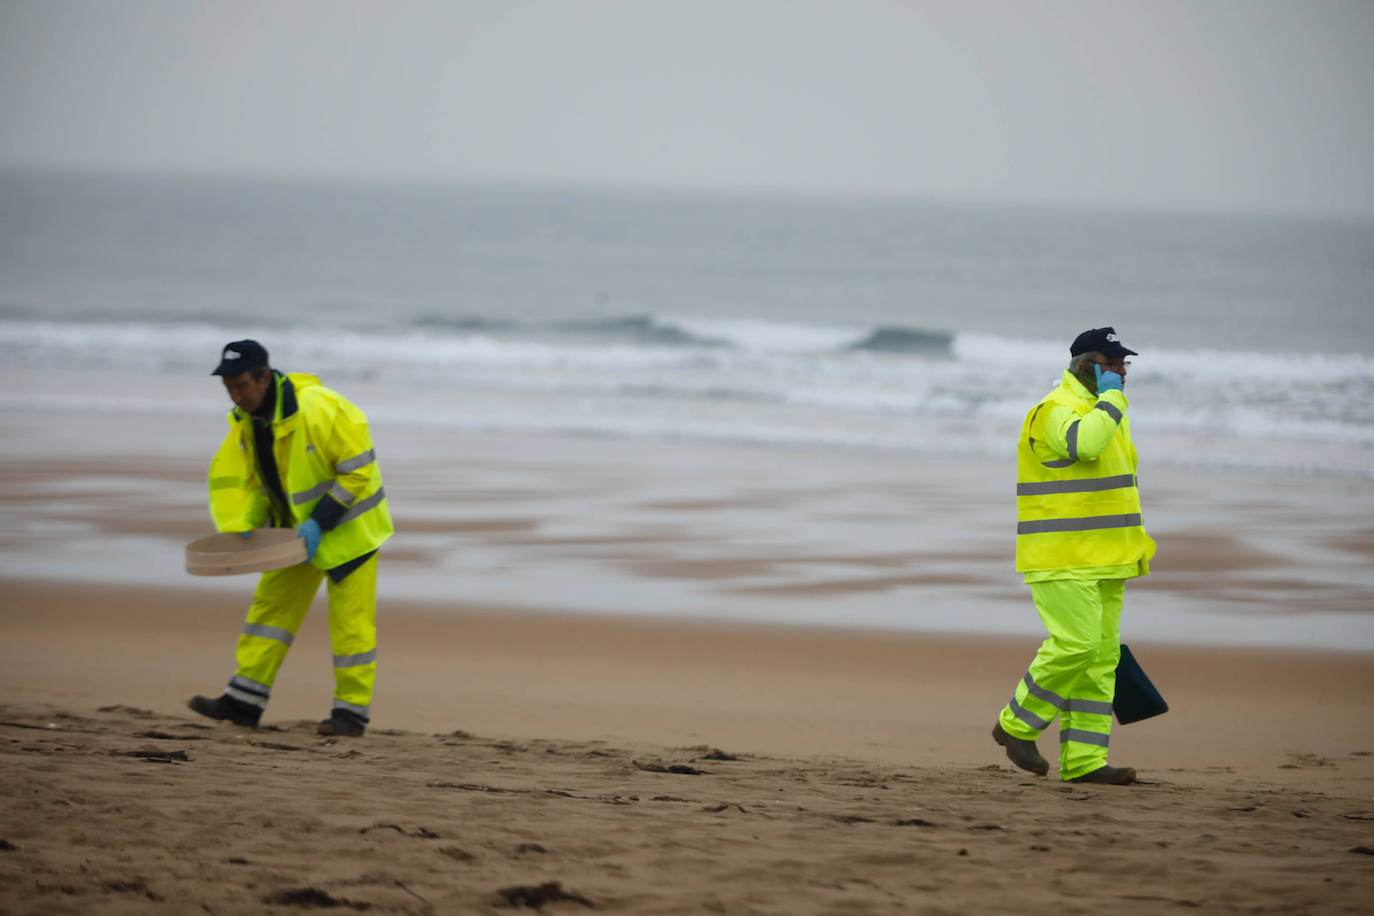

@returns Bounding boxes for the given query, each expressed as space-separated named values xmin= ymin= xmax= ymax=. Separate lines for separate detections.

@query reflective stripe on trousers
xmin=997 ymin=578 xmax=1124 ymax=780
xmin=225 ymin=673 xmax=271 ymax=709
xmin=232 ymin=553 xmax=379 ymax=717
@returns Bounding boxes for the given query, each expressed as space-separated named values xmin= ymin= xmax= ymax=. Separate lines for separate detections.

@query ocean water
xmin=2 ymin=169 xmax=1372 ymax=477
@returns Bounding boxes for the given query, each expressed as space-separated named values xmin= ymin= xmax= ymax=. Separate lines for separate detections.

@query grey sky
xmin=2 ymin=0 xmax=1371 ymax=216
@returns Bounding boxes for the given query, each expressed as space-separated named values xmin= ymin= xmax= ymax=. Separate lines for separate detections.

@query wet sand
xmin=3 ymin=421 xmax=1374 ymax=912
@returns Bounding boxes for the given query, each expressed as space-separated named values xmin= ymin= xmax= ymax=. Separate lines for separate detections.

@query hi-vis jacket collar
xmin=1063 ymin=369 xmax=1095 ymax=402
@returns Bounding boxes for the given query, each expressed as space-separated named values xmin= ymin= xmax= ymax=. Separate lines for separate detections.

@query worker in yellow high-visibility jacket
xmin=188 ymin=340 xmax=393 ymax=737
xmin=993 ymin=327 xmax=1156 ymax=784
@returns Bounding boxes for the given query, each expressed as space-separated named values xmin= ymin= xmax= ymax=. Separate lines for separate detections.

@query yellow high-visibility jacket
xmin=207 ymin=372 xmax=393 ymax=570
xmin=1015 ymin=370 xmax=1155 ymax=581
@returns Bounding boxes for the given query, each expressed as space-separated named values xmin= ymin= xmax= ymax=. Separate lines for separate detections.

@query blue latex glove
xmin=241 ymin=531 xmax=252 ymax=539
xmin=1095 ymin=364 xmax=1123 ymax=393
xmin=297 ymin=519 xmax=322 ymax=562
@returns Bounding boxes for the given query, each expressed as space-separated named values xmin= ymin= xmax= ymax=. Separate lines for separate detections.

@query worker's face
xmin=221 ymin=370 xmax=272 ymax=412
xmin=1094 ymin=355 xmax=1130 ymax=381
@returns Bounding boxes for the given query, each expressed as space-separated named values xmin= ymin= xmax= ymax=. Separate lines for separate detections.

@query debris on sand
xmin=495 ymin=881 xmax=593 ymax=910
xmin=635 ymin=761 xmax=707 ymax=775
xmin=261 ymin=886 xmax=373 ymax=909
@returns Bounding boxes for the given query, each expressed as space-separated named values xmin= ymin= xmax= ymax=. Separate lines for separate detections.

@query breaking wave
xmin=1 ymin=315 xmax=1370 ymax=476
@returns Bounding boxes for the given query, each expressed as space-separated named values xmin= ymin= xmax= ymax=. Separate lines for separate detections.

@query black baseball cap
xmin=211 ymin=339 xmax=270 ymax=376
xmin=1070 ymin=327 xmax=1138 ymax=359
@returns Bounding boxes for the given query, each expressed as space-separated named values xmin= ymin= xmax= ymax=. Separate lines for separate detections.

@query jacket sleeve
xmin=207 ymin=427 xmax=270 ymax=532
xmin=306 ymin=398 xmax=381 ymax=533
xmin=1039 ymin=390 xmax=1129 ymax=463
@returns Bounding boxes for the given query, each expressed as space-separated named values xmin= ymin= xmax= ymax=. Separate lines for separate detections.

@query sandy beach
xmin=3 ymin=7 xmax=1373 ymax=906
xmin=3 ymin=393 xmax=1374 ymax=913
xmin=3 ymin=582 xmax=1374 ymax=914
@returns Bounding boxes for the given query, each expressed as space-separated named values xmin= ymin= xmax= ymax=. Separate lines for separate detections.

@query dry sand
xmin=3 ymin=580 xmax=1373 ymax=915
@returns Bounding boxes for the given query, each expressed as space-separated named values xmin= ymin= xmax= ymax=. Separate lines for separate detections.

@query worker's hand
xmin=1095 ymin=364 xmax=1124 ymax=393
xmin=240 ymin=531 xmax=252 ymax=540
xmin=297 ymin=519 xmax=322 ymax=562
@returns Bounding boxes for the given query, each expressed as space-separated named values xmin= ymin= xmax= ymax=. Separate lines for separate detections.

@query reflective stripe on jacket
xmin=1015 ymin=370 xmax=1156 ymax=575
xmin=207 ymin=372 xmax=393 ymax=570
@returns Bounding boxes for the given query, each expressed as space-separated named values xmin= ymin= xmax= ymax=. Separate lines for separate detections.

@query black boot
xmin=1067 ymin=764 xmax=1137 ymax=785
xmin=318 ymin=708 xmax=367 ymax=737
xmin=992 ymin=722 xmax=1049 ymax=776
xmin=188 ymin=693 xmax=262 ymax=728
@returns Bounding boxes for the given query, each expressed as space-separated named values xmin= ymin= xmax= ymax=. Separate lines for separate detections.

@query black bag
xmin=1114 ymin=643 xmax=1168 ymax=724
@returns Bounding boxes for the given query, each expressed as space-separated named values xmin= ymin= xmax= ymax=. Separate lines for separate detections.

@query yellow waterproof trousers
xmin=997 ymin=578 xmax=1123 ymax=780
xmin=222 ymin=555 xmax=378 ymax=722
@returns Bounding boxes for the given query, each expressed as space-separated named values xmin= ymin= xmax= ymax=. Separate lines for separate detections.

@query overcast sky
xmin=2 ymin=0 xmax=1371 ymax=216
